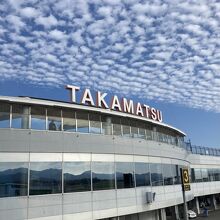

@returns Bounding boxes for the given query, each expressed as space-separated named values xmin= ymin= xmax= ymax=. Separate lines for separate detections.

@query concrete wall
xmin=0 ymin=129 xmax=219 ymax=220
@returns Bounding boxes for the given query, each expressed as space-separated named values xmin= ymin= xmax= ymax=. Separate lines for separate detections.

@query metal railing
xmin=185 ymin=141 xmax=220 ymax=157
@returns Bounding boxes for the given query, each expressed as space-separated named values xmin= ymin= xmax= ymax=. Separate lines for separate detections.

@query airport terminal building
xmin=0 ymin=86 xmax=220 ymax=220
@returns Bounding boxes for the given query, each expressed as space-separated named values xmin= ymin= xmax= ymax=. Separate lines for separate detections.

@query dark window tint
xmin=47 ymin=108 xmax=61 ymax=131
xmin=29 ymin=162 xmax=62 ymax=195
xmin=191 ymin=168 xmax=196 ymax=183
xmin=92 ymin=162 xmax=115 ymax=190
xmin=77 ymin=112 xmax=89 ymax=133
xmin=0 ymin=103 xmax=10 ymax=128
xmin=89 ymin=114 xmax=101 ymax=134
xmin=31 ymin=106 xmax=46 ymax=130
xmin=63 ymin=110 xmax=76 ymax=132
xmin=173 ymin=165 xmax=180 ymax=184
xmin=150 ymin=163 xmax=163 ymax=186
xmin=116 ymin=162 xmax=134 ymax=189
xmin=0 ymin=162 xmax=28 ymax=197
xmin=12 ymin=104 xmax=30 ymax=129
xmin=64 ymin=162 xmax=91 ymax=193
xmin=162 ymin=164 xmax=173 ymax=185
xmin=135 ymin=163 xmax=150 ymax=187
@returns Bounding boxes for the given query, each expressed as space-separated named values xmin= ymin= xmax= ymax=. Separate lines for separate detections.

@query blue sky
xmin=0 ymin=0 xmax=220 ymax=147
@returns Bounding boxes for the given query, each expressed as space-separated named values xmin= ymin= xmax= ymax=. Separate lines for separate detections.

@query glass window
xmin=47 ymin=108 xmax=61 ymax=131
xmin=121 ymin=118 xmax=131 ymax=137
xmin=101 ymin=115 xmax=112 ymax=135
xmin=116 ymin=162 xmax=134 ymax=189
xmin=92 ymin=162 xmax=115 ymax=190
xmin=146 ymin=130 xmax=153 ymax=140
xmin=12 ymin=104 xmax=30 ymax=129
xmin=89 ymin=114 xmax=101 ymax=134
xmin=213 ymin=169 xmax=220 ymax=181
xmin=194 ymin=169 xmax=202 ymax=183
xmin=112 ymin=117 xmax=122 ymax=136
xmin=0 ymin=103 xmax=10 ymax=128
xmin=172 ymin=165 xmax=179 ymax=184
xmin=31 ymin=106 xmax=46 ymax=130
xmin=77 ymin=112 xmax=89 ymax=133
xmin=63 ymin=162 xmax=91 ymax=193
xmin=131 ymin=120 xmax=138 ymax=138
xmin=0 ymin=162 xmax=28 ymax=198
xmin=201 ymin=169 xmax=209 ymax=182
xmin=63 ymin=110 xmax=76 ymax=132
xmin=138 ymin=122 xmax=146 ymax=139
xmin=208 ymin=169 xmax=214 ymax=182
xmin=150 ymin=163 xmax=163 ymax=186
xmin=162 ymin=164 xmax=173 ymax=185
xmin=29 ymin=162 xmax=62 ymax=195
xmin=176 ymin=165 xmax=184 ymax=184
xmin=191 ymin=168 xmax=195 ymax=183
xmin=135 ymin=163 xmax=150 ymax=187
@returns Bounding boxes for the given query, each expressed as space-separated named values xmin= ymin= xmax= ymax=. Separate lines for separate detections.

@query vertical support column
xmin=160 ymin=208 xmax=166 ymax=220
xmin=212 ymin=195 xmax=217 ymax=210
xmin=153 ymin=126 xmax=157 ymax=141
xmin=175 ymin=205 xmax=180 ymax=220
xmin=195 ymin=197 xmax=200 ymax=214
xmin=105 ymin=116 xmax=112 ymax=135
xmin=21 ymin=106 xmax=29 ymax=129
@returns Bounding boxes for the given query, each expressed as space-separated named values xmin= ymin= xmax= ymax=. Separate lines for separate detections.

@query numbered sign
xmin=181 ymin=168 xmax=191 ymax=191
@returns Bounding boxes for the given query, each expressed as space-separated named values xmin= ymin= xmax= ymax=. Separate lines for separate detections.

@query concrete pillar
xmin=153 ymin=126 xmax=157 ymax=141
xmin=212 ymin=194 xmax=217 ymax=210
xmin=161 ymin=208 xmax=166 ymax=220
xmin=195 ymin=197 xmax=200 ymax=214
xmin=175 ymin=205 xmax=180 ymax=220
xmin=21 ymin=106 xmax=29 ymax=129
xmin=105 ymin=116 xmax=112 ymax=135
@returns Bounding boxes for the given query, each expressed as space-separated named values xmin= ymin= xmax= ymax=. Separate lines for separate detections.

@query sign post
xmin=181 ymin=168 xmax=190 ymax=220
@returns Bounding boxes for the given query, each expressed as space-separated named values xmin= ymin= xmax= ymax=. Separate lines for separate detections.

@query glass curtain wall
xmin=47 ymin=108 xmax=61 ymax=131
xmin=12 ymin=104 xmax=30 ymax=129
xmin=116 ymin=162 xmax=134 ymax=189
xmin=29 ymin=162 xmax=62 ymax=195
xmin=162 ymin=164 xmax=174 ymax=185
xmin=0 ymin=102 xmax=186 ymax=147
xmin=0 ymin=103 xmax=10 ymax=128
xmin=63 ymin=162 xmax=91 ymax=192
xmin=101 ymin=115 xmax=112 ymax=135
xmin=89 ymin=114 xmax=101 ymax=134
xmin=130 ymin=120 xmax=139 ymax=138
xmin=112 ymin=117 xmax=122 ymax=136
xmin=0 ymin=162 xmax=28 ymax=197
xmin=77 ymin=112 xmax=89 ymax=133
xmin=31 ymin=106 xmax=46 ymax=130
xmin=92 ymin=162 xmax=115 ymax=190
xmin=150 ymin=163 xmax=163 ymax=186
xmin=121 ymin=118 xmax=131 ymax=137
xmin=135 ymin=163 xmax=151 ymax=187
xmin=63 ymin=110 xmax=76 ymax=132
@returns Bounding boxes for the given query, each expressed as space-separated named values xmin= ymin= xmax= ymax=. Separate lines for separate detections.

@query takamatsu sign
xmin=66 ymin=85 xmax=162 ymax=122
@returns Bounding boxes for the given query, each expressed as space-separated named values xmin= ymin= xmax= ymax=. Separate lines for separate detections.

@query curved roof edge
xmin=0 ymin=95 xmax=186 ymax=136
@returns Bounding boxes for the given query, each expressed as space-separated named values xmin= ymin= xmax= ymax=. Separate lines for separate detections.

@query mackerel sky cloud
xmin=0 ymin=0 xmax=220 ymax=112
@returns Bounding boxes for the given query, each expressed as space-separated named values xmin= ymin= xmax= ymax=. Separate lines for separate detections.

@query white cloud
xmin=49 ymin=29 xmax=66 ymax=41
xmin=20 ymin=7 xmax=39 ymax=18
xmin=35 ymin=15 xmax=58 ymax=28
xmin=1 ymin=0 xmax=220 ymax=113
